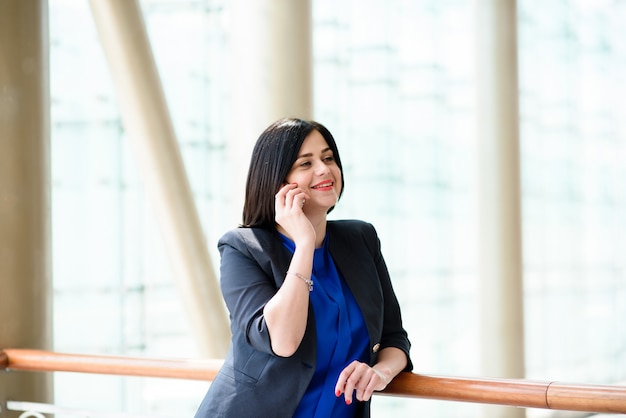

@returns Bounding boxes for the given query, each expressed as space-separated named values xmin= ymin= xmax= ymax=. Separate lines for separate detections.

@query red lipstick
xmin=311 ymin=180 xmax=334 ymax=191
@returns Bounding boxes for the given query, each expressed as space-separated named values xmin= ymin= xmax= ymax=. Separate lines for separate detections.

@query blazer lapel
xmin=327 ymin=223 xmax=383 ymax=352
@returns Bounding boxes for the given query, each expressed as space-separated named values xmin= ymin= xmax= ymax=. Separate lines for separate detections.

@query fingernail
xmin=335 ymin=390 xmax=341 ymax=397
xmin=345 ymin=399 xmax=351 ymax=405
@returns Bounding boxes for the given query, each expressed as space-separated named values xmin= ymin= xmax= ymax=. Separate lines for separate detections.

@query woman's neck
xmin=310 ymin=216 xmax=327 ymax=248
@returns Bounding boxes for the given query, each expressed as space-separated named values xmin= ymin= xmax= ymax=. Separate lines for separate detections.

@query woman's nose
xmin=314 ymin=160 xmax=330 ymax=175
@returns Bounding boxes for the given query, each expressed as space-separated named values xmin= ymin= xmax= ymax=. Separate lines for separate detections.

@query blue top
xmin=279 ymin=234 xmax=370 ymax=418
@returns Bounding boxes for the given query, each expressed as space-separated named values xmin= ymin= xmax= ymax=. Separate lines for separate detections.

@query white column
xmin=227 ymin=0 xmax=312 ymax=226
xmin=476 ymin=0 xmax=526 ymax=417
xmin=0 ymin=0 xmax=53 ymax=414
xmin=88 ymin=0 xmax=230 ymax=358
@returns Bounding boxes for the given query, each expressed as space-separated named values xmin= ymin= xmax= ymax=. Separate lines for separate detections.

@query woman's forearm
xmin=262 ymin=242 xmax=314 ymax=357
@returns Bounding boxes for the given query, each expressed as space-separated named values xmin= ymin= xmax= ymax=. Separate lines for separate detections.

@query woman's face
xmin=284 ymin=129 xmax=342 ymax=213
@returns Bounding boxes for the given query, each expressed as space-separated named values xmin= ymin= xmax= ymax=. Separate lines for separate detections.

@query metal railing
xmin=2 ymin=348 xmax=626 ymax=415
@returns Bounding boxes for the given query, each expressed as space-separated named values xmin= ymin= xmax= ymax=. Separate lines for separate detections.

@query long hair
xmin=241 ymin=118 xmax=344 ymax=228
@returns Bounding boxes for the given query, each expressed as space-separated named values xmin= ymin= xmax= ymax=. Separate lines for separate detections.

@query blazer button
xmin=372 ymin=343 xmax=380 ymax=353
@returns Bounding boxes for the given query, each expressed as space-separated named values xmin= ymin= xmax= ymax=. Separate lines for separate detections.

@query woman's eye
xmin=324 ymin=156 xmax=334 ymax=162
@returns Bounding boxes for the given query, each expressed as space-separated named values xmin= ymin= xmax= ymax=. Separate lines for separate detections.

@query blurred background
xmin=2 ymin=0 xmax=626 ymax=417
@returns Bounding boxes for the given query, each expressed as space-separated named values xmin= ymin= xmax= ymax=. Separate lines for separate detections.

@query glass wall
xmin=50 ymin=1 xmax=227 ymax=415
xmin=49 ymin=0 xmax=626 ymax=417
xmin=519 ymin=0 xmax=626 ymax=394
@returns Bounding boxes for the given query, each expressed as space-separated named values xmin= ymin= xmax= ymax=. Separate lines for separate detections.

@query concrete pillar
xmin=88 ymin=0 xmax=230 ymax=357
xmin=227 ymin=0 xmax=313 ymax=226
xmin=475 ymin=0 xmax=526 ymax=417
xmin=0 ymin=0 xmax=53 ymax=416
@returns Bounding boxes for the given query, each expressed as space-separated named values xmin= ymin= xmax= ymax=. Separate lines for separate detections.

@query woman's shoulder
xmin=327 ymin=220 xmax=382 ymax=260
xmin=218 ymin=226 xmax=280 ymax=255
xmin=218 ymin=227 xmax=290 ymax=272
xmin=219 ymin=226 xmax=276 ymax=245
xmin=327 ymin=219 xmax=380 ymax=245
xmin=327 ymin=219 xmax=377 ymax=234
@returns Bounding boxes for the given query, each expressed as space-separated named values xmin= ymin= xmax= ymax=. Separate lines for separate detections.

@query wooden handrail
xmin=1 ymin=349 xmax=221 ymax=381
xmin=2 ymin=349 xmax=626 ymax=413
xmin=384 ymin=373 xmax=626 ymax=413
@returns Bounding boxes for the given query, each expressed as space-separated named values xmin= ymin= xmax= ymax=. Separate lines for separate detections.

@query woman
xmin=195 ymin=118 xmax=412 ymax=418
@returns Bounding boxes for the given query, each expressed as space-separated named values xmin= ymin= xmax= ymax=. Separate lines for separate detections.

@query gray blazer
xmin=195 ymin=220 xmax=412 ymax=418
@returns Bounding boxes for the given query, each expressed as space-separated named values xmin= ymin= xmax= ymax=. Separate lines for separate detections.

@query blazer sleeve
xmin=363 ymin=222 xmax=414 ymax=372
xmin=217 ymin=229 xmax=283 ymax=356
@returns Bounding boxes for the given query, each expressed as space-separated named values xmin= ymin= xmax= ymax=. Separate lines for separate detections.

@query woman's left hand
xmin=334 ymin=360 xmax=391 ymax=405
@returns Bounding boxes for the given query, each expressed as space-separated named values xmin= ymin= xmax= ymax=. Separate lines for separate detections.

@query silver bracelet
xmin=287 ymin=271 xmax=313 ymax=292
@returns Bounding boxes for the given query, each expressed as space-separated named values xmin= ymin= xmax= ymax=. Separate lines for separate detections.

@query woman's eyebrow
xmin=296 ymin=147 xmax=332 ymax=159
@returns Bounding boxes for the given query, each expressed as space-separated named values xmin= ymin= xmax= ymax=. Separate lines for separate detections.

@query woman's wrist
xmin=373 ymin=347 xmax=408 ymax=387
xmin=286 ymin=271 xmax=313 ymax=292
xmin=371 ymin=364 xmax=392 ymax=386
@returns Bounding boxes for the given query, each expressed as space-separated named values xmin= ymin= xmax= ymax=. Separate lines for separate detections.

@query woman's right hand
xmin=274 ymin=183 xmax=315 ymax=247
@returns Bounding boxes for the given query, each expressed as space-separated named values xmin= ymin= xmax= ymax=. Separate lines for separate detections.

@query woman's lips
xmin=312 ymin=181 xmax=334 ymax=191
